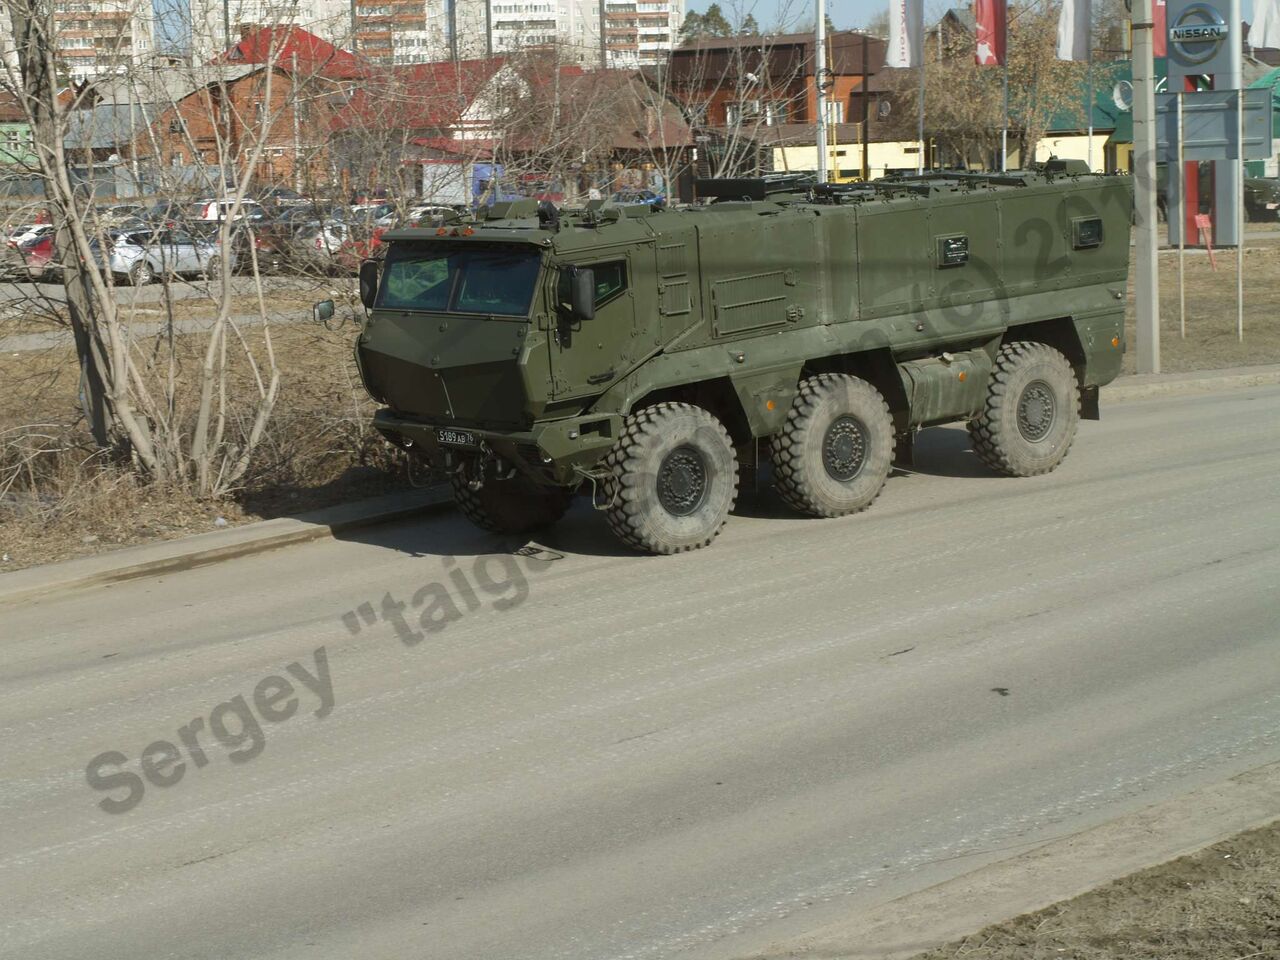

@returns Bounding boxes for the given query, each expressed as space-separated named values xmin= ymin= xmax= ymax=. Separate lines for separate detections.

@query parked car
xmin=294 ymin=219 xmax=386 ymax=275
xmin=139 ymin=200 xmax=191 ymax=228
xmin=6 ymin=223 xmax=54 ymax=248
xmin=187 ymin=199 xmax=267 ymax=223
xmin=252 ymin=186 xmax=306 ymax=206
xmin=1 ymin=232 xmax=56 ymax=281
xmin=191 ymin=220 xmax=287 ymax=275
xmin=89 ymin=228 xmax=232 ymax=285
xmin=610 ymin=189 xmax=665 ymax=206
xmin=1244 ymin=177 xmax=1280 ymax=222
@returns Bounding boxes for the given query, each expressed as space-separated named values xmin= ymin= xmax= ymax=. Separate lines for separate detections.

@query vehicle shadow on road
xmin=332 ymin=500 xmax=646 ymax=561
xmin=902 ymin=425 xmax=1002 ymax=480
xmin=330 ymin=427 xmax=996 ymax=562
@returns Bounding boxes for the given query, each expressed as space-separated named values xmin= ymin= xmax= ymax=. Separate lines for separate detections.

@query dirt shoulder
xmin=1123 ymin=237 xmax=1280 ymax=373
xmin=908 ymin=818 xmax=1280 ymax=960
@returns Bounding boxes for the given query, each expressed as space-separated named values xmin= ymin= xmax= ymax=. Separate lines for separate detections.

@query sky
xmin=684 ymin=0 xmax=888 ymax=32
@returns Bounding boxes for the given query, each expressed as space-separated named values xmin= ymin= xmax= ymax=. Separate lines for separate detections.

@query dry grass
xmin=911 ymin=819 xmax=1280 ymax=960
xmin=0 ymin=314 xmax=422 ymax=571
xmin=1123 ymin=237 xmax=1280 ymax=374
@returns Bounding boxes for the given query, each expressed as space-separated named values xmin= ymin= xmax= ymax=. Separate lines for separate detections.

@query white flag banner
xmin=1056 ymin=0 xmax=1091 ymax=61
xmin=1253 ymin=0 xmax=1280 ymax=49
xmin=886 ymin=0 xmax=924 ymax=67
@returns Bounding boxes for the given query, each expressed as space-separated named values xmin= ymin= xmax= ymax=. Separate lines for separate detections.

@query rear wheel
xmin=772 ymin=373 xmax=895 ymax=518
xmin=203 ymin=255 xmax=222 ymax=280
xmin=602 ymin=402 xmax=738 ymax=554
xmin=451 ymin=471 xmax=574 ymax=535
xmin=968 ymin=341 xmax=1079 ymax=477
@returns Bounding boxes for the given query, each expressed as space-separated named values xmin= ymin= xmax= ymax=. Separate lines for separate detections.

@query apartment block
xmin=52 ymin=0 xmax=155 ymax=79
xmin=188 ymin=0 xmax=353 ymax=63
xmin=601 ymin=0 xmax=681 ymax=67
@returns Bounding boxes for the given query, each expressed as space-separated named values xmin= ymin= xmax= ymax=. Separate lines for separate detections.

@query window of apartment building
xmin=64 ymin=36 xmax=93 ymax=48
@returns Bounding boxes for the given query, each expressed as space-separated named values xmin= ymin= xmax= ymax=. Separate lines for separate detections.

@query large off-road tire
xmin=451 ymin=472 xmax=574 ymax=535
xmin=968 ymin=341 xmax=1080 ymax=477
xmin=602 ymin=402 xmax=738 ymax=554
xmin=772 ymin=373 xmax=895 ymax=518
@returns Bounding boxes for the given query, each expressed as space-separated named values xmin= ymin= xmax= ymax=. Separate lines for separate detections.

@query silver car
xmin=90 ymin=228 xmax=233 ymax=286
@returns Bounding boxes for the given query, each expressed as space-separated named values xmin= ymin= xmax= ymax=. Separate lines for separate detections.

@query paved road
xmin=3 ymin=387 xmax=1279 ymax=960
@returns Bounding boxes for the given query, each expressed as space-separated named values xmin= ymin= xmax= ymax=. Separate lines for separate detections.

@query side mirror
xmin=358 ymin=260 xmax=379 ymax=308
xmin=569 ymin=265 xmax=595 ymax=321
xmin=313 ymin=299 xmax=335 ymax=324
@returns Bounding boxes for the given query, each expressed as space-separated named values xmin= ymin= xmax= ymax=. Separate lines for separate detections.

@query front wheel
xmin=771 ymin=373 xmax=895 ymax=518
xmin=968 ymin=341 xmax=1080 ymax=477
xmin=203 ymin=255 xmax=222 ymax=280
xmin=128 ymin=261 xmax=153 ymax=286
xmin=602 ymin=402 xmax=738 ymax=554
xmin=451 ymin=471 xmax=574 ymax=535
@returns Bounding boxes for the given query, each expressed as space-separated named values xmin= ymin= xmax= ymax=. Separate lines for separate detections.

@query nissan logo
xmin=1169 ymin=2 xmax=1230 ymax=64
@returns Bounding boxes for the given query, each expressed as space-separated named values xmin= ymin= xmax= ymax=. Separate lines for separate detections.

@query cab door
xmin=550 ymin=255 xmax=636 ymax=400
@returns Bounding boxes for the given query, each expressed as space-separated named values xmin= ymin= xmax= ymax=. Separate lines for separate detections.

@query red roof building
xmin=214 ymin=26 xmax=365 ymax=81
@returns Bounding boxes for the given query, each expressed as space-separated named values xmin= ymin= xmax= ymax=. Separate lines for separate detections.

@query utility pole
xmin=599 ymin=0 xmax=608 ymax=69
xmin=815 ymin=0 xmax=827 ymax=182
xmin=291 ymin=51 xmax=302 ymax=193
xmin=860 ymin=31 xmax=869 ymax=180
xmin=1132 ymin=0 xmax=1160 ymax=373
xmin=450 ymin=0 xmax=460 ymax=62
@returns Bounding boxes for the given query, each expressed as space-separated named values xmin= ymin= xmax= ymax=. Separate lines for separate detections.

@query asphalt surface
xmin=3 ymin=386 xmax=1280 ymax=960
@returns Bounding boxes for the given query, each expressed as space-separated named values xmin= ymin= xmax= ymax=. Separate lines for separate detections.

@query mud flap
xmin=1081 ymin=385 xmax=1100 ymax=421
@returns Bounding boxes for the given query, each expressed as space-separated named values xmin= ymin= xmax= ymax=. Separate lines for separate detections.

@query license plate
xmin=437 ymin=428 xmax=478 ymax=447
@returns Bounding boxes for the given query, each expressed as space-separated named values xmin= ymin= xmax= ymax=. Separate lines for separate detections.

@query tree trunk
xmin=8 ymin=0 xmax=114 ymax=450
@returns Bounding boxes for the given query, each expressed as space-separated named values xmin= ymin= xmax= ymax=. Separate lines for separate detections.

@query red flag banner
xmin=974 ymin=0 xmax=1007 ymax=65
xmin=1154 ymin=0 xmax=1168 ymax=57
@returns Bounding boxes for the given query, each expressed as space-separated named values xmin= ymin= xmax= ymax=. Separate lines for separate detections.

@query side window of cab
xmin=591 ymin=260 xmax=627 ymax=306
xmin=557 ymin=260 xmax=627 ymax=309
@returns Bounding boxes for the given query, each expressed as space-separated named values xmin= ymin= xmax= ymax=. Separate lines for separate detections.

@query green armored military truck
xmin=330 ymin=164 xmax=1131 ymax=554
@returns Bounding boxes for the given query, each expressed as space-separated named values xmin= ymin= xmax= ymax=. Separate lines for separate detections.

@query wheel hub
xmin=822 ymin=415 xmax=868 ymax=481
xmin=1017 ymin=380 xmax=1057 ymax=442
xmin=657 ymin=445 xmax=708 ymax=516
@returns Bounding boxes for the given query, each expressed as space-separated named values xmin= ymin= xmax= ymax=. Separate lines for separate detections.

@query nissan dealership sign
xmin=1168 ymin=2 xmax=1232 ymax=68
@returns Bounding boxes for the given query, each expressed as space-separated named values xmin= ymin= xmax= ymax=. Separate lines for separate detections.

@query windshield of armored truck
xmin=376 ymin=242 xmax=541 ymax=317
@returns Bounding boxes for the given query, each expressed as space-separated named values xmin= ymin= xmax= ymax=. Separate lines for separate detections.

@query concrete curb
xmin=749 ymin=760 xmax=1280 ymax=960
xmin=0 ymin=485 xmax=453 ymax=607
xmin=1106 ymin=363 xmax=1280 ymax=401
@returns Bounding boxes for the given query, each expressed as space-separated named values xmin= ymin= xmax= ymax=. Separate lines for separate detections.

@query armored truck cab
xmin=347 ymin=168 xmax=1132 ymax=553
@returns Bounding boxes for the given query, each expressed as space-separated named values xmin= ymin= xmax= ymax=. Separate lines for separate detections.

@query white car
xmin=89 ymin=228 xmax=233 ymax=285
xmin=6 ymin=223 xmax=53 ymax=248
xmin=187 ymin=199 xmax=266 ymax=222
